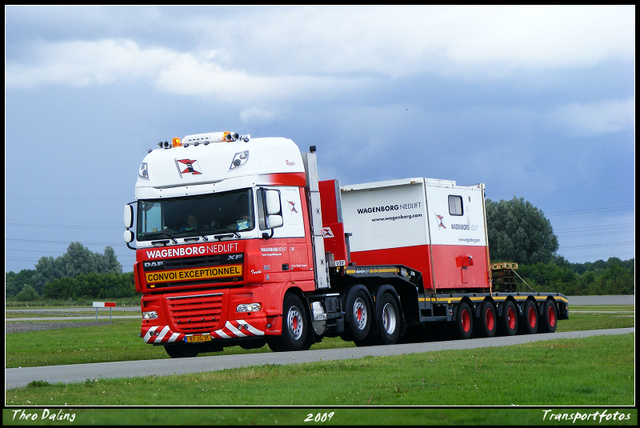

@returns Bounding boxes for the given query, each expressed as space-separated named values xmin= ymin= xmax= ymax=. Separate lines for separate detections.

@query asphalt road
xmin=5 ymin=327 xmax=634 ymax=390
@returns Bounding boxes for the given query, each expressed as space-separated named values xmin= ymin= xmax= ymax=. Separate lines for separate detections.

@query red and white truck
xmin=124 ymin=131 xmax=568 ymax=357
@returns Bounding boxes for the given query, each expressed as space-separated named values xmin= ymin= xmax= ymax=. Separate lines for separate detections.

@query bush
xmin=516 ymin=257 xmax=634 ymax=295
xmin=43 ymin=272 xmax=135 ymax=300
xmin=16 ymin=284 xmax=40 ymax=301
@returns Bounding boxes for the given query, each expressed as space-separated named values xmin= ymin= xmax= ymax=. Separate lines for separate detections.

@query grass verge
xmin=5 ymin=334 xmax=634 ymax=406
xmin=6 ymin=305 xmax=634 ymax=368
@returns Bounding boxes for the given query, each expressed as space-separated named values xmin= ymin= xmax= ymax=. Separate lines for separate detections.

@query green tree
xmin=486 ymin=197 xmax=559 ymax=265
xmin=32 ymin=242 xmax=123 ymax=292
xmin=60 ymin=242 xmax=96 ymax=277
xmin=32 ymin=255 xmax=64 ymax=295
xmin=16 ymin=284 xmax=40 ymax=301
xmin=95 ymin=246 xmax=122 ymax=274
xmin=6 ymin=269 xmax=35 ymax=297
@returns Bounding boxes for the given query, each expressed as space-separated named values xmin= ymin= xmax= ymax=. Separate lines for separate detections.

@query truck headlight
xmin=236 ymin=303 xmax=261 ymax=313
xmin=142 ymin=311 xmax=158 ymax=320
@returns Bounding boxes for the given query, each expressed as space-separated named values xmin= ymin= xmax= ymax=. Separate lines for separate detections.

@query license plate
xmin=185 ymin=334 xmax=212 ymax=343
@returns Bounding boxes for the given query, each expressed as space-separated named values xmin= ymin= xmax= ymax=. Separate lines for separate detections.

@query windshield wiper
xmin=150 ymin=232 xmax=178 ymax=245
xmin=212 ymin=227 xmax=241 ymax=241
xmin=184 ymin=231 xmax=209 ymax=242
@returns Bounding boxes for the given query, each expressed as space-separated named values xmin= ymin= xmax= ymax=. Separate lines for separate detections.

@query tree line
xmin=6 ymin=242 xmax=135 ymax=301
xmin=485 ymin=197 xmax=633 ymax=295
xmin=5 ymin=198 xmax=635 ymax=300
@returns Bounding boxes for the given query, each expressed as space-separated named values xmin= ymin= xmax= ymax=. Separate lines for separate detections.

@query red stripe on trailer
xmin=350 ymin=244 xmax=433 ymax=286
xmin=350 ymin=244 xmax=490 ymax=290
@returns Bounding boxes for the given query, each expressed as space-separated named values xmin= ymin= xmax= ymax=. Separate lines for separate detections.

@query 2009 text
xmin=304 ymin=412 xmax=335 ymax=423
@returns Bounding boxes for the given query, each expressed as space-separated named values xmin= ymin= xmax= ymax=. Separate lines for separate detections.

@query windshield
xmin=137 ymin=188 xmax=254 ymax=241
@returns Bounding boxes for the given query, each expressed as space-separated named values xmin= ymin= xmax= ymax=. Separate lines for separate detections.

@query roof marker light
xmin=223 ymin=132 xmax=239 ymax=142
xmin=172 ymin=137 xmax=181 ymax=147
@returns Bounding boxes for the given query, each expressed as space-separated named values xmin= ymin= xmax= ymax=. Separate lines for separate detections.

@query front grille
xmin=166 ymin=292 xmax=225 ymax=333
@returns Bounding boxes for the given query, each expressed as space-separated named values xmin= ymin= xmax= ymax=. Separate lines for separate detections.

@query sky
xmin=4 ymin=5 xmax=635 ymax=274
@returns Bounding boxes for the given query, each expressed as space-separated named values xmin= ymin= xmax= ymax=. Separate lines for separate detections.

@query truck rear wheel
xmin=477 ymin=301 xmax=497 ymax=337
xmin=498 ymin=300 xmax=518 ymax=336
xmin=344 ymin=288 xmax=372 ymax=343
xmin=539 ymin=299 xmax=557 ymax=333
xmin=451 ymin=301 xmax=473 ymax=339
xmin=376 ymin=292 xmax=401 ymax=345
xmin=268 ymin=294 xmax=309 ymax=352
xmin=519 ymin=299 xmax=538 ymax=334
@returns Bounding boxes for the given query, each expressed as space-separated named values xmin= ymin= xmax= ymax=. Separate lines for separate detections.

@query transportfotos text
xmin=542 ymin=409 xmax=632 ymax=423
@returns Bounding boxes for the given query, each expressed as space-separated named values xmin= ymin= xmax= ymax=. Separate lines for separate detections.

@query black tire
xmin=268 ymin=294 xmax=308 ymax=352
xmin=164 ymin=344 xmax=198 ymax=358
xmin=519 ymin=299 xmax=538 ymax=334
xmin=375 ymin=292 xmax=401 ymax=345
xmin=451 ymin=301 xmax=473 ymax=339
xmin=539 ymin=299 xmax=558 ymax=333
xmin=240 ymin=339 xmax=267 ymax=350
xmin=477 ymin=301 xmax=497 ymax=338
xmin=498 ymin=300 xmax=518 ymax=336
xmin=345 ymin=288 xmax=372 ymax=342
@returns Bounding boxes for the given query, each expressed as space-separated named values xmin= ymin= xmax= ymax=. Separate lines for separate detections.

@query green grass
xmin=6 ymin=306 xmax=634 ymax=368
xmin=4 ymin=334 xmax=634 ymax=407
xmin=4 ymin=305 xmax=635 ymax=425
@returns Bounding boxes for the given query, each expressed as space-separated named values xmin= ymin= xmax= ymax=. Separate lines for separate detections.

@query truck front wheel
xmin=164 ymin=344 xmax=198 ymax=358
xmin=268 ymin=294 xmax=309 ymax=352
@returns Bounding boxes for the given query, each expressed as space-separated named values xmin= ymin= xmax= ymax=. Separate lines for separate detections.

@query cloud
xmin=5 ymin=39 xmax=172 ymax=88
xmin=195 ymin=5 xmax=634 ymax=79
xmin=5 ymin=37 xmax=371 ymax=104
xmin=6 ymin=6 xmax=633 ymax=93
xmin=440 ymin=6 xmax=634 ymax=73
xmin=552 ymin=98 xmax=634 ymax=137
xmin=240 ymin=105 xmax=291 ymax=125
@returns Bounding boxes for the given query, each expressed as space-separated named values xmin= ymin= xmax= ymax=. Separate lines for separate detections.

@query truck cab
xmin=124 ymin=132 xmax=323 ymax=356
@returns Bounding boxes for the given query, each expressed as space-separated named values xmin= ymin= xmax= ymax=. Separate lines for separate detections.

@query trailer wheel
xmin=539 ymin=299 xmax=557 ymax=333
xmin=478 ymin=301 xmax=497 ymax=337
xmin=376 ymin=292 xmax=401 ymax=345
xmin=345 ymin=288 xmax=372 ymax=342
xmin=164 ymin=344 xmax=198 ymax=358
xmin=451 ymin=301 xmax=473 ymax=339
xmin=519 ymin=299 xmax=538 ymax=334
xmin=268 ymin=294 xmax=308 ymax=352
xmin=498 ymin=300 xmax=518 ymax=336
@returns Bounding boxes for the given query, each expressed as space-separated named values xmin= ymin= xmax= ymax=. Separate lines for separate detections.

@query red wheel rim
xmin=548 ymin=306 xmax=556 ymax=327
xmin=528 ymin=306 xmax=536 ymax=328
xmin=485 ymin=307 xmax=495 ymax=331
xmin=507 ymin=307 xmax=516 ymax=330
xmin=461 ymin=309 xmax=471 ymax=332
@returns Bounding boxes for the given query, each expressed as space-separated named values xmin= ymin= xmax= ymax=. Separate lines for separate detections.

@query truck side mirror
xmin=267 ymin=214 xmax=283 ymax=229
xmin=261 ymin=189 xmax=283 ymax=238
xmin=124 ymin=204 xmax=134 ymax=229
xmin=265 ymin=190 xmax=282 ymax=216
xmin=124 ymin=230 xmax=134 ymax=243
